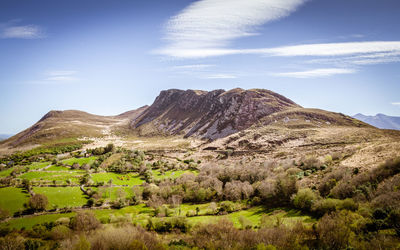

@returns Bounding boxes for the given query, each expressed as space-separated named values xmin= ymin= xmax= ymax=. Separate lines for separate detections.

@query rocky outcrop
xmin=131 ymin=88 xmax=301 ymax=139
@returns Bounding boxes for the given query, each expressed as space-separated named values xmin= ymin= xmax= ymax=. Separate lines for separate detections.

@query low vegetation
xmin=0 ymin=143 xmax=399 ymax=249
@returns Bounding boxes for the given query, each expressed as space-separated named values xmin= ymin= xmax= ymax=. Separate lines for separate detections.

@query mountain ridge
xmin=353 ymin=113 xmax=400 ymax=130
xmin=0 ymin=88 xmax=378 ymax=152
xmin=131 ymin=88 xmax=302 ymax=139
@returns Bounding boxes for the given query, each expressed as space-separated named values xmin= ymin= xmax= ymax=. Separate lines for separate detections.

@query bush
xmin=311 ymin=198 xmax=339 ymax=217
xmin=70 ymin=211 xmax=101 ymax=232
xmin=148 ymin=217 xmax=191 ymax=233
xmin=292 ymin=188 xmax=319 ymax=212
xmin=50 ymin=225 xmax=71 ymax=240
xmin=317 ymin=212 xmax=351 ymax=250
xmin=28 ymin=194 xmax=48 ymax=212
xmin=0 ymin=208 xmax=10 ymax=220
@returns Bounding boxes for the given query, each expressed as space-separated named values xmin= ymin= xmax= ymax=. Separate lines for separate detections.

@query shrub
xmin=87 ymin=225 xmax=163 ymax=250
xmin=292 ymin=188 xmax=319 ymax=212
xmin=50 ymin=225 xmax=71 ymax=240
xmin=0 ymin=235 xmax=25 ymax=250
xmin=28 ymin=194 xmax=48 ymax=212
xmin=316 ymin=212 xmax=351 ymax=250
xmin=311 ymin=198 xmax=339 ymax=217
xmin=0 ymin=208 xmax=10 ymax=220
xmin=339 ymin=198 xmax=358 ymax=211
xmin=70 ymin=211 xmax=101 ymax=232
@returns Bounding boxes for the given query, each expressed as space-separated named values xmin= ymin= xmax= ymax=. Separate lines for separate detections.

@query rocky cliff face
xmin=131 ymin=88 xmax=301 ymax=139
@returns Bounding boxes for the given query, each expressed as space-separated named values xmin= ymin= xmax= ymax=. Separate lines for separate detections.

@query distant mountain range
xmin=353 ymin=113 xmax=400 ymax=130
xmin=0 ymin=134 xmax=12 ymax=141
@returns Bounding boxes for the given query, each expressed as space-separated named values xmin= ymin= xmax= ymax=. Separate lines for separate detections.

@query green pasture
xmin=0 ymin=187 xmax=29 ymax=214
xmin=60 ymin=156 xmax=97 ymax=166
xmin=33 ymin=187 xmax=87 ymax=209
xmin=91 ymin=172 xmax=143 ymax=186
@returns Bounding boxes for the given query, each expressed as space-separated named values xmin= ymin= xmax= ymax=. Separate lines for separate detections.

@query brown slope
xmin=131 ymin=88 xmax=301 ymax=139
xmin=1 ymin=107 xmax=148 ymax=147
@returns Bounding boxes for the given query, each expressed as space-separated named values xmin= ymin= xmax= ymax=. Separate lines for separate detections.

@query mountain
xmin=353 ymin=113 xmax=400 ymax=130
xmin=0 ymin=88 xmax=384 ymax=155
xmin=131 ymin=88 xmax=299 ymax=139
xmin=0 ymin=134 xmax=12 ymax=141
xmin=131 ymin=88 xmax=368 ymax=139
xmin=1 ymin=107 xmax=148 ymax=147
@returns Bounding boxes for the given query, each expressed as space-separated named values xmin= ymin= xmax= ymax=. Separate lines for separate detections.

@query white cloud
xmin=36 ymin=71 xmax=80 ymax=83
xmin=392 ymin=102 xmax=400 ymax=106
xmin=46 ymin=71 xmax=78 ymax=76
xmin=271 ymin=68 xmax=356 ymax=78
xmin=45 ymin=71 xmax=79 ymax=82
xmin=262 ymin=41 xmax=400 ymax=57
xmin=157 ymin=41 xmax=400 ymax=59
xmin=171 ymin=64 xmax=215 ymax=70
xmin=202 ymin=74 xmax=237 ymax=79
xmin=157 ymin=0 xmax=308 ymax=57
xmin=44 ymin=76 xmax=79 ymax=82
xmin=1 ymin=23 xmax=43 ymax=39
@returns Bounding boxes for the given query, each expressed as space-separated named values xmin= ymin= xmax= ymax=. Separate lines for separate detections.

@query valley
xmin=0 ymin=88 xmax=399 ymax=249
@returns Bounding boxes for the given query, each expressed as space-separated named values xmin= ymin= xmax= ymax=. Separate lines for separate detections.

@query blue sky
xmin=1 ymin=0 xmax=400 ymax=134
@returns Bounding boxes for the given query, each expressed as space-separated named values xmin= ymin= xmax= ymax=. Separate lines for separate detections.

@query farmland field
xmin=33 ymin=187 xmax=87 ymax=209
xmin=91 ymin=172 xmax=143 ymax=186
xmin=0 ymin=187 xmax=29 ymax=214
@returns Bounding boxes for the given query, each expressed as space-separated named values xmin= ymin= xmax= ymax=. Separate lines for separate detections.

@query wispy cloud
xmin=157 ymin=0 xmax=308 ymax=58
xmin=262 ymin=41 xmax=400 ymax=57
xmin=171 ymin=64 xmax=215 ymax=70
xmin=27 ymin=71 xmax=80 ymax=84
xmin=157 ymin=41 xmax=400 ymax=59
xmin=271 ymin=68 xmax=356 ymax=78
xmin=392 ymin=102 xmax=400 ymax=106
xmin=0 ymin=20 xmax=44 ymax=39
xmin=202 ymin=74 xmax=237 ymax=79
xmin=44 ymin=71 xmax=79 ymax=82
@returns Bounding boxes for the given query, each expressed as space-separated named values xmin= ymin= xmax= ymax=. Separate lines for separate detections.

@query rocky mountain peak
xmin=131 ymin=88 xmax=301 ymax=139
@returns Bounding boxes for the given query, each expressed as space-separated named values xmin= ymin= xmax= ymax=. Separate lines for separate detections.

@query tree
xmin=70 ymin=211 xmax=101 ymax=232
xmin=292 ymin=188 xmax=319 ymax=212
xmin=28 ymin=194 xmax=48 ymax=212
xmin=80 ymin=173 xmax=91 ymax=186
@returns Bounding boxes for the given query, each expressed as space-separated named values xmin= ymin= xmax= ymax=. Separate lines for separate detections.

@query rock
xmin=131 ymin=88 xmax=301 ymax=140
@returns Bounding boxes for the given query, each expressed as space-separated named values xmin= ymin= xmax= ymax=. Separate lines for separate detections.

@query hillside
xmin=1 ymin=88 xmax=398 ymax=168
xmin=1 ymin=88 xmax=400 ymax=249
xmin=0 ymin=107 xmax=148 ymax=148
xmin=353 ymin=113 xmax=400 ymax=130
xmin=131 ymin=88 xmax=301 ymax=139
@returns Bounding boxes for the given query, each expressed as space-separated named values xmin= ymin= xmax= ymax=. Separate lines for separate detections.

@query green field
xmin=0 ymin=187 xmax=29 ymax=214
xmin=0 ymin=167 xmax=16 ymax=177
xmin=152 ymin=169 xmax=197 ymax=180
xmin=60 ymin=156 xmax=97 ymax=166
xmin=33 ymin=187 xmax=87 ymax=209
xmin=27 ymin=162 xmax=51 ymax=170
xmin=46 ymin=165 xmax=71 ymax=171
xmin=91 ymin=172 xmax=144 ymax=186
xmin=185 ymin=206 xmax=315 ymax=228
xmin=94 ymin=186 xmax=134 ymax=201
xmin=18 ymin=171 xmax=82 ymax=183
xmin=2 ymin=213 xmax=75 ymax=230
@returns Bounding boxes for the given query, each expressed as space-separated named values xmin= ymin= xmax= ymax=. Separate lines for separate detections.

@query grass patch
xmin=27 ymin=162 xmax=51 ymax=170
xmin=0 ymin=187 xmax=29 ymax=214
xmin=2 ymin=213 xmax=75 ymax=230
xmin=33 ymin=187 xmax=87 ymax=209
xmin=152 ymin=169 xmax=197 ymax=180
xmin=18 ymin=171 xmax=82 ymax=184
xmin=91 ymin=173 xmax=143 ymax=186
xmin=60 ymin=156 xmax=97 ymax=166
xmin=46 ymin=165 xmax=71 ymax=171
